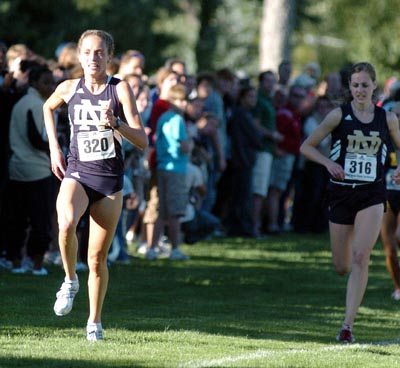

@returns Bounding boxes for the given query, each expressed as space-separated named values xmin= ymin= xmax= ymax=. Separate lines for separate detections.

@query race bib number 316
xmin=77 ymin=130 xmax=116 ymax=162
xmin=344 ymin=153 xmax=376 ymax=182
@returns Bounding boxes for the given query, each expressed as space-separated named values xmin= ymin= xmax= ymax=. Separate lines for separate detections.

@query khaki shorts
xmin=269 ymin=154 xmax=296 ymax=191
xmin=157 ymin=170 xmax=187 ymax=219
xmin=252 ymin=151 xmax=273 ymax=197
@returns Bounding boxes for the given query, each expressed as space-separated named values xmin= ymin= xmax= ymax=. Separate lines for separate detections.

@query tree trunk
xmin=259 ymin=0 xmax=295 ymax=73
xmin=195 ymin=0 xmax=221 ymax=72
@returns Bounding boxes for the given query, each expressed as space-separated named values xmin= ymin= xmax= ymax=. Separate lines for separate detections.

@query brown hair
xmin=119 ymin=49 xmax=145 ymax=68
xmin=58 ymin=42 xmax=79 ymax=70
xmin=216 ymin=68 xmax=236 ymax=82
xmin=345 ymin=62 xmax=377 ymax=103
xmin=156 ymin=67 xmax=176 ymax=86
xmin=167 ymin=84 xmax=187 ymax=101
xmin=77 ymin=30 xmax=114 ymax=56
xmin=349 ymin=62 xmax=376 ymax=82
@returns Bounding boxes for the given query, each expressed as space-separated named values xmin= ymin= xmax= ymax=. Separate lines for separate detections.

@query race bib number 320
xmin=77 ymin=130 xmax=116 ymax=162
xmin=344 ymin=153 xmax=376 ymax=182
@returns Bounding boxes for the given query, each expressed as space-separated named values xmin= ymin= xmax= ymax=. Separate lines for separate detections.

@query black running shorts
xmin=387 ymin=190 xmax=400 ymax=217
xmin=64 ymin=168 xmax=123 ymax=205
xmin=327 ymin=181 xmax=386 ymax=225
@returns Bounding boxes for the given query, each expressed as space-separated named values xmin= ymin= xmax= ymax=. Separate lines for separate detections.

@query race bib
xmin=344 ymin=153 xmax=376 ymax=182
xmin=77 ymin=130 xmax=116 ymax=162
xmin=386 ymin=168 xmax=400 ymax=191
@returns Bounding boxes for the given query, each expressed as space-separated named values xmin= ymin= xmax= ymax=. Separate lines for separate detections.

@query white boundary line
xmin=177 ymin=338 xmax=400 ymax=368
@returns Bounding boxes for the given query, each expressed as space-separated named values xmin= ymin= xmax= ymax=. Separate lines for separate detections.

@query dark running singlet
xmin=66 ymin=76 xmax=125 ymax=177
xmin=384 ymin=139 xmax=400 ymax=214
xmin=329 ymin=103 xmax=389 ymax=185
xmin=385 ymin=140 xmax=399 ymax=190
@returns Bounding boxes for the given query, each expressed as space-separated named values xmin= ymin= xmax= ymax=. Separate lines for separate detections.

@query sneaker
xmin=87 ymin=323 xmax=103 ymax=341
xmin=136 ymin=242 xmax=148 ymax=255
xmin=11 ymin=267 xmax=29 ymax=274
xmin=266 ymin=224 xmax=280 ymax=235
xmin=116 ymin=251 xmax=130 ymax=264
xmin=169 ymin=248 xmax=190 ymax=261
xmin=159 ymin=236 xmax=170 ymax=249
xmin=75 ymin=262 xmax=88 ymax=272
xmin=156 ymin=245 xmax=171 ymax=258
xmin=158 ymin=240 xmax=171 ymax=254
xmin=336 ymin=327 xmax=355 ymax=343
xmin=32 ymin=268 xmax=48 ymax=276
xmin=44 ymin=251 xmax=63 ymax=266
xmin=145 ymin=247 xmax=159 ymax=260
xmin=125 ymin=230 xmax=135 ymax=243
xmin=392 ymin=289 xmax=400 ymax=300
xmin=0 ymin=258 xmax=12 ymax=270
xmin=54 ymin=275 xmax=79 ymax=316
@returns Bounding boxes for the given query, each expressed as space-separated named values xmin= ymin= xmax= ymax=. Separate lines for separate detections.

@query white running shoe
xmin=169 ymin=248 xmax=190 ymax=261
xmin=125 ymin=230 xmax=135 ymax=243
xmin=54 ymin=275 xmax=79 ymax=316
xmin=87 ymin=323 xmax=103 ymax=341
xmin=137 ymin=242 xmax=148 ymax=255
xmin=392 ymin=289 xmax=400 ymax=300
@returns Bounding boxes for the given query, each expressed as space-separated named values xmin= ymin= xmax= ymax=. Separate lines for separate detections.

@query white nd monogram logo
xmin=347 ymin=130 xmax=381 ymax=155
xmin=73 ymin=99 xmax=110 ymax=130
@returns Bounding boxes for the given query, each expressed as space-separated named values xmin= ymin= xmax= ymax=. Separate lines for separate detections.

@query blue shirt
xmin=156 ymin=110 xmax=188 ymax=173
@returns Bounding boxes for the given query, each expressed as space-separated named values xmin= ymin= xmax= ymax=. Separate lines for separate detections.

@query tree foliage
xmin=1 ymin=0 xmax=400 ymax=83
xmin=212 ymin=0 xmax=262 ymax=75
xmin=298 ymin=0 xmax=400 ymax=83
xmin=0 ymin=0 xmax=184 ymax=73
xmin=0 ymin=0 xmax=265 ymax=75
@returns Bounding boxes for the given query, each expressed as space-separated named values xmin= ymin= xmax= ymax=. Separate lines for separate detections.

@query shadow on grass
xmin=0 ymin=357 xmax=149 ymax=368
xmin=1 ymin=233 xmax=398 ymax=346
xmin=105 ymin=253 xmax=399 ymax=343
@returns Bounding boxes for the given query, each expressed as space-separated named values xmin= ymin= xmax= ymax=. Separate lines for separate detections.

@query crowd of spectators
xmin=2 ymin=38 xmax=400 ymax=274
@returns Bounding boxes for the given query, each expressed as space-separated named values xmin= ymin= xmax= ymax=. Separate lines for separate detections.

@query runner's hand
xmin=326 ymin=161 xmax=344 ymax=181
xmin=393 ymin=166 xmax=400 ymax=185
xmin=51 ymin=148 xmax=66 ymax=181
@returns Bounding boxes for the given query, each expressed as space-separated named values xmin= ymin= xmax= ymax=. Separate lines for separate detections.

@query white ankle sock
xmin=87 ymin=322 xmax=102 ymax=331
xmin=65 ymin=274 xmax=78 ymax=283
xmin=342 ymin=323 xmax=352 ymax=331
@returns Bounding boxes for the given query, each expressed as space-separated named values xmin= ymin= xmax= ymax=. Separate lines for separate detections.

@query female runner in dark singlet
xmin=301 ymin=62 xmax=400 ymax=343
xmin=44 ymin=29 xmax=148 ymax=341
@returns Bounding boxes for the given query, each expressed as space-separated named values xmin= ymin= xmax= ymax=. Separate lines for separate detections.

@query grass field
xmin=1 ymin=232 xmax=400 ymax=367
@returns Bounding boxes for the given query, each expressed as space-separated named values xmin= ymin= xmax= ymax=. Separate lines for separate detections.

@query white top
xmin=9 ymin=87 xmax=52 ymax=181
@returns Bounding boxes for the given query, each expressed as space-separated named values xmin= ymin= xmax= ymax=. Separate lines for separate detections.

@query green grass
xmin=1 ymin=233 xmax=400 ymax=367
